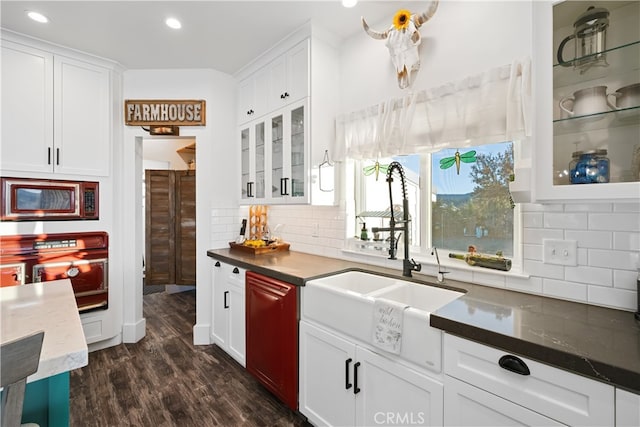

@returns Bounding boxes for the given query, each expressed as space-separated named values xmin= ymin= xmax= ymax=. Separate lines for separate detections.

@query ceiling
xmin=0 ymin=0 xmax=402 ymax=75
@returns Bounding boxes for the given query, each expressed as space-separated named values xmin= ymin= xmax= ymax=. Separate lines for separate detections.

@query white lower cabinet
xmin=444 ymin=376 xmax=563 ymax=426
xmin=443 ymin=334 xmax=614 ymax=427
xmin=616 ymin=388 xmax=640 ymax=427
xmin=211 ymin=261 xmax=245 ymax=366
xmin=299 ymin=320 xmax=443 ymax=427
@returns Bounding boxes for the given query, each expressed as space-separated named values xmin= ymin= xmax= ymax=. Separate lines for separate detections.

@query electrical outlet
xmin=543 ymin=239 xmax=578 ymax=266
xmin=311 ymin=223 xmax=320 ymax=237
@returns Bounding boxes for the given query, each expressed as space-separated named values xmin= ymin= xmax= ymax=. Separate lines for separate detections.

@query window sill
xmin=341 ymin=241 xmax=530 ymax=284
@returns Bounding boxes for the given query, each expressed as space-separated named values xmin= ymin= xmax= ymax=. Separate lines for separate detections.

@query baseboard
xmin=88 ymin=333 xmax=122 ymax=352
xmin=122 ymin=318 xmax=146 ymax=343
xmin=193 ymin=323 xmax=212 ymax=345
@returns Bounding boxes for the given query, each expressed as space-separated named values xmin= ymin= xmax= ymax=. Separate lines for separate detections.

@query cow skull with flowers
xmin=362 ymin=1 xmax=439 ymax=89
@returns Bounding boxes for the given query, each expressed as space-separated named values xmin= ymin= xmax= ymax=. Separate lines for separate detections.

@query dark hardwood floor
xmin=70 ymin=290 xmax=310 ymax=426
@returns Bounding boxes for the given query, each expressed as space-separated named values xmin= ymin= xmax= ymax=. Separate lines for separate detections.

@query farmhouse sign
xmin=124 ymin=99 xmax=206 ymax=126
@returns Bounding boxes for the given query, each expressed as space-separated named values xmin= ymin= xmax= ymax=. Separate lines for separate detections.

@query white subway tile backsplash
xmin=543 ymin=212 xmax=588 ymax=229
xmin=613 ymin=232 xmax=640 ymax=251
xmin=523 ymin=244 xmax=543 ymax=261
xmin=543 ymin=279 xmax=588 ymax=302
xmin=564 ymin=203 xmax=612 ymax=212
xmin=523 ymin=228 xmax=564 ymax=244
xmin=522 ymin=203 xmax=563 ymax=212
xmin=523 ymin=260 xmax=565 ymax=280
xmin=588 ymin=249 xmax=640 ymax=271
xmin=523 ymin=212 xmax=543 ymax=228
xmin=506 ymin=276 xmax=543 ymax=294
xmin=589 ymin=213 xmax=640 ymax=232
xmin=211 ymin=198 xmax=638 ymax=312
xmin=472 ymin=271 xmax=506 ymax=288
xmin=588 ymin=286 xmax=637 ymax=311
xmin=565 ymin=230 xmax=612 ymax=249
xmin=565 ymin=265 xmax=612 ymax=287
xmin=613 ymin=202 xmax=640 ymax=212
xmin=613 ymin=269 xmax=639 ymax=290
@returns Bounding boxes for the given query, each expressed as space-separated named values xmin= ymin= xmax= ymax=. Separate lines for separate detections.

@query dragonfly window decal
xmin=439 ymin=149 xmax=477 ymax=175
xmin=363 ymin=160 xmax=390 ymax=181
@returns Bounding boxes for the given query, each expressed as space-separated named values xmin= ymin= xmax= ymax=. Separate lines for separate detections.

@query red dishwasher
xmin=245 ymin=271 xmax=298 ymax=411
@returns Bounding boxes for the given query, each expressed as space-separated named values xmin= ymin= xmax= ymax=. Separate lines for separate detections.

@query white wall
xmin=143 ymin=138 xmax=195 ymax=170
xmin=339 ymin=1 xmax=533 ymax=112
xmin=210 ymin=1 xmax=639 ymax=313
xmin=123 ymin=69 xmax=236 ymax=345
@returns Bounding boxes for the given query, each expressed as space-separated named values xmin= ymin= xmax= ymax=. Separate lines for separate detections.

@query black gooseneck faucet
xmin=372 ymin=161 xmax=422 ymax=278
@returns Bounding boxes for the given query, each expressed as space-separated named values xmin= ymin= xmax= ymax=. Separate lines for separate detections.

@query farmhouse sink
xmin=372 ymin=282 xmax=463 ymax=313
xmin=301 ymin=270 xmax=464 ymax=373
xmin=307 ymin=270 xmax=407 ymax=295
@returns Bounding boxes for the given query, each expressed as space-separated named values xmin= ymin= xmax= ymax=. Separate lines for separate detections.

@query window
xmin=353 ymin=142 xmax=515 ymax=260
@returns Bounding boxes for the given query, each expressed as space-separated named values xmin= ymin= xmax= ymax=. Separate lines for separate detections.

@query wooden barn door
xmin=145 ymin=170 xmax=196 ymax=286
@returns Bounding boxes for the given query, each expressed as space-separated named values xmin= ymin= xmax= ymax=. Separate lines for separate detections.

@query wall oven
xmin=0 ymin=232 xmax=109 ymax=312
xmin=1 ymin=177 xmax=98 ymax=221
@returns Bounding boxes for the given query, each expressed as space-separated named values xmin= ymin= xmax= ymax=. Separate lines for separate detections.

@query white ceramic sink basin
xmin=310 ymin=271 xmax=406 ymax=295
xmin=372 ymin=282 xmax=463 ymax=313
xmin=302 ymin=270 xmax=465 ymax=374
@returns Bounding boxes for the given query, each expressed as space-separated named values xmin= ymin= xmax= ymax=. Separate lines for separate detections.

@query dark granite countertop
xmin=207 ymin=248 xmax=640 ymax=394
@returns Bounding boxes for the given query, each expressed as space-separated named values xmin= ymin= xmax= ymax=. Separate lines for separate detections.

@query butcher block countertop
xmin=1 ymin=279 xmax=88 ymax=383
xmin=208 ymin=248 xmax=640 ymax=394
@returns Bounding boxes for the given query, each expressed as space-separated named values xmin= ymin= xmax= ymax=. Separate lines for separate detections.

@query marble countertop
xmin=208 ymin=248 xmax=640 ymax=394
xmin=1 ymin=279 xmax=88 ymax=383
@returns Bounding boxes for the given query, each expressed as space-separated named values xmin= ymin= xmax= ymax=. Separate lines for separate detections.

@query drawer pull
xmin=499 ymin=354 xmax=530 ymax=376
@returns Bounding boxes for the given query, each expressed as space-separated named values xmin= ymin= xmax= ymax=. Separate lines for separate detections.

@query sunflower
xmin=392 ymin=9 xmax=412 ymax=30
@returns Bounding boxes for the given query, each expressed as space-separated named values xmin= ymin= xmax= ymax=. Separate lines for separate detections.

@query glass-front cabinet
xmin=533 ymin=0 xmax=640 ymax=201
xmin=240 ymin=122 xmax=265 ymax=201
xmin=239 ymin=98 xmax=309 ymax=204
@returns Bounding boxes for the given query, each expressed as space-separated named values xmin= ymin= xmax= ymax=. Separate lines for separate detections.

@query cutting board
xmin=229 ymin=242 xmax=290 ymax=255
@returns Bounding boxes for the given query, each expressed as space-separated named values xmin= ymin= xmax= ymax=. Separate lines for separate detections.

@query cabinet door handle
xmin=280 ymin=177 xmax=289 ymax=196
xmin=353 ymin=361 xmax=361 ymax=394
xmin=56 ymin=148 xmax=60 ymax=165
xmin=47 ymin=147 xmax=52 ymax=165
xmin=247 ymin=109 xmax=254 ymax=115
xmin=247 ymin=182 xmax=254 ymax=198
xmin=232 ymin=267 xmax=239 ymax=274
xmin=280 ymin=92 xmax=289 ymax=99
xmin=499 ymin=354 xmax=530 ymax=376
xmin=214 ymin=261 xmax=221 ymax=267
xmin=223 ymin=290 xmax=229 ymax=309
xmin=345 ymin=358 xmax=353 ymax=390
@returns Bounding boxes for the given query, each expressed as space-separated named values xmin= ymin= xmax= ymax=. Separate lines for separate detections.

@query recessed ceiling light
xmin=165 ymin=17 xmax=182 ymax=29
xmin=26 ymin=11 xmax=49 ymax=23
xmin=342 ymin=0 xmax=358 ymax=8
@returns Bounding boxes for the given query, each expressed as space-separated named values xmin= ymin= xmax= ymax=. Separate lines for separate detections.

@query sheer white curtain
xmin=333 ymin=57 xmax=531 ymax=160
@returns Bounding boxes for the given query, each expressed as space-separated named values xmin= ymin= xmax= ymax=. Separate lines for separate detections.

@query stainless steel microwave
xmin=1 ymin=177 xmax=99 ymax=221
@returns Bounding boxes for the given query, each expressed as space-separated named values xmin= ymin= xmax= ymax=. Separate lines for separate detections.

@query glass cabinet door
xmin=290 ymin=105 xmax=306 ymax=199
xmin=271 ymin=114 xmax=285 ymax=200
xmin=255 ymin=122 xmax=265 ymax=199
xmin=551 ymin=1 xmax=640 ymax=188
xmin=240 ymin=126 xmax=251 ymax=200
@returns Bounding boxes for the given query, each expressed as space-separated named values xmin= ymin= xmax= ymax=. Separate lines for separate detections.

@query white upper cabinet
xmin=54 ymin=55 xmax=111 ymax=176
xmin=1 ymin=41 xmax=54 ymax=174
xmin=268 ymin=40 xmax=309 ymax=111
xmin=533 ymin=0 xmax=640 ymax=202
xmin=237 ymin=39 xmax=309 ymax=126
xmin=1 ymin=38 xmax=112 ymax=177
xmin=236 ymin=29 xmax=337 ymax=206
xmin=237 ymin=66 xmax=269 ymax=125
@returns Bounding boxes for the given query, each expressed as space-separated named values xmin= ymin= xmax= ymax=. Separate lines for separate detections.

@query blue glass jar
xmin=570 ymin=149 xmax=609 ymax=184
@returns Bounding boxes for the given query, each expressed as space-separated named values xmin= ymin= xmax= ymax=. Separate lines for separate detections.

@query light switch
xmin=543 ymin=239 xmax=578 ymax=266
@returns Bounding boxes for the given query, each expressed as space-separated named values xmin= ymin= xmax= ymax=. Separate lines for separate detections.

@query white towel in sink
xmin=372 ymin=298 xmax=409 ymax=354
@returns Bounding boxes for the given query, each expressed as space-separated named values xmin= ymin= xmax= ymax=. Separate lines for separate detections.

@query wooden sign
xmin=124 ymin=99 xmax=206 ymax=126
